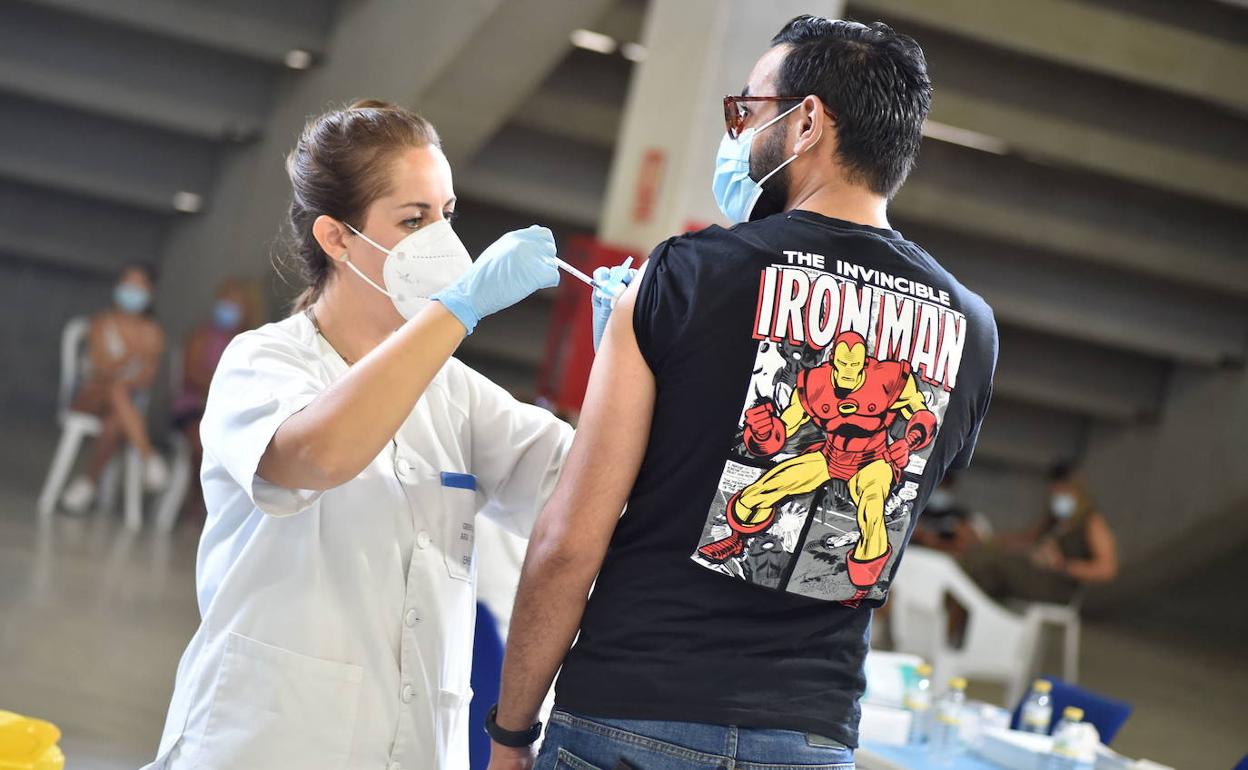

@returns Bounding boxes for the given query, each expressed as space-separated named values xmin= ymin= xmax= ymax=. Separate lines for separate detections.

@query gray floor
xmin=1 ymin=420 xmax=1244 ymax=769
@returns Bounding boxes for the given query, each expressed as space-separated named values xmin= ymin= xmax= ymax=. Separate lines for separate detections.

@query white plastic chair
xmin=37 ymin=316 xmax=144 ymax=529
xmin=1009 ymin=595 xmax=1082 ymax=683
xmin=889 ymin=546 xmax=1051 ymax=706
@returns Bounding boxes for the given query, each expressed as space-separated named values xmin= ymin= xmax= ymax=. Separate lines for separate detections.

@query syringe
xmin=553 ymin=257 xmax=599 ymax=288
xmin=552 ymin=256 xmax=634 ymax=307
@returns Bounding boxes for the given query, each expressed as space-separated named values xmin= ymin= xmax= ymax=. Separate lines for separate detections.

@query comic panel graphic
xmin=691 ymin=256 xmax=967 ymax=605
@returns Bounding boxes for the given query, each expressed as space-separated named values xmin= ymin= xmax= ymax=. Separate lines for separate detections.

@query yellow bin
xmin=0 ymin=712 xmax=65 ymax=770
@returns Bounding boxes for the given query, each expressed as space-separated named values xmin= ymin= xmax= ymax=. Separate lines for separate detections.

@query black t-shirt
xmin=553 ymin=211 xmax=998 ymax=748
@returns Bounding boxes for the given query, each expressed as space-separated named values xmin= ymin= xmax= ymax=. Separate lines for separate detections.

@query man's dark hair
xmin=771 ymin=16 xmax=932 ymax=198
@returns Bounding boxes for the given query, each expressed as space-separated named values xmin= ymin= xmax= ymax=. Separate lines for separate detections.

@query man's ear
xmin=794 ymin=95 xmax=831 ymax=155
xmin=312 ymin=215 xmax=351 ymax=264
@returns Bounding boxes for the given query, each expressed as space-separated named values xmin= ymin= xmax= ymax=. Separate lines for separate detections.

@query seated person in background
xmin=170 ymin=278 xmax=255 ymax=518
xmin=60 ymin=264 xmax=167 ymax=514
xmin=910 ymin=472 xmax=986 ymax=555
xmin=959 ymin=462 xmax=1118 ymax=604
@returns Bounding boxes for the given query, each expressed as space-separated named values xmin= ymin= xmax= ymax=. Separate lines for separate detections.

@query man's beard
xmin=748 ymin=124 xmax=791 ymax=221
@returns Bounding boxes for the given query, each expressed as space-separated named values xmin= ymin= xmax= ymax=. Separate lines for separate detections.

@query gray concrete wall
xmin=957 ymin=464 xmax=1049 ymax=535
xmin=942 ymin=363 xmax=1248 ymax=605
xmin=154 ymin=0 xmax=614 ymax=341
xmin=154 ymin=0 xmax=511 ymax=340
xmin=956 ymin=363 xmax=1248 ymax=607
xmin=0 ymin=259 xmax=116 ymax=416
xmin=1081 ymin=364 xmax=1248 ymax=604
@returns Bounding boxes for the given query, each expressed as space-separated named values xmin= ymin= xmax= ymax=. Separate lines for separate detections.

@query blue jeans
xmin=535 ymin=709 xmax=855 ymax=770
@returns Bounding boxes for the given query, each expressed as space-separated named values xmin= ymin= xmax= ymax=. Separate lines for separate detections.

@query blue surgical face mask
xmin=212 ymin=300 xmax=243 ymax=330
xmin=114 ymin=284 xmax=150 ymax=314
xmin=712 ymin=102 xmax=809 ymax=224
xmin=1051 ymin=493 xmax=1077 ymax=519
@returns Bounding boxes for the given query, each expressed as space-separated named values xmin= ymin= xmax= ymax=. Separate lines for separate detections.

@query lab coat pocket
xmin=440 ymin=472 xmax=477 ymax=582
xmin=195 ymin=632 xmax=362 ymax=770
xmin=435 ymin=687 xmax=473 ymax=770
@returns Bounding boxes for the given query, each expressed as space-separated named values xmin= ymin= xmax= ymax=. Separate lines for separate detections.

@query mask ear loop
xmin=756 ymin=102 xmax=825 ymax=188
xmin=343 ymin=221 xmax=391 ymax=255
xmin=754 ymin=100 xmax=803 ymax=135
xmin=340 ymin=222 xmax=395 ymax=298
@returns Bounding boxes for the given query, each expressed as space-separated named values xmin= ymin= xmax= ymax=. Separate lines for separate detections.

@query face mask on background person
xmin=212 ymin=300 xmax=243 ymax=331
xmin=342 ymin=218 xmax=473 ymax=320
xmin=1051 ymin=492 xmax=1078 ymax=519
xmin=114 ymin=284 xmax=151 ymax=314
xmin=712 ymin=101 xmax=818 ymax=224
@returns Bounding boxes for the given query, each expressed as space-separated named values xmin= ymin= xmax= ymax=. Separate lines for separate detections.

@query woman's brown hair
xmin=282 ymin=99 xmax=440 ymax=311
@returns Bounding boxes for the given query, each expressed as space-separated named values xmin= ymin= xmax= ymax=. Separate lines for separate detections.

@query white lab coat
xmin=145 ymin=312 xmax=572 ymax=770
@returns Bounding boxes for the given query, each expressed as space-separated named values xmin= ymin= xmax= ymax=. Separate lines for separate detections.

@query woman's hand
xmin=433 ymin=225 xmax=560 ymax=334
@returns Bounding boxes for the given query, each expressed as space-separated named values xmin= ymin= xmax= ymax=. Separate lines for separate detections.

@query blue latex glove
xmin=591 ymin=257 xmax=637 ymax=351
xmin=433 ymin=225 xmax=560 ymax=334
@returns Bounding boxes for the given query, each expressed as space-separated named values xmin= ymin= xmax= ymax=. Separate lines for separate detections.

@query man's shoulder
xmin=656 ymin=219 xmax=777 ymax=257
xmin=949 ymin=280 xmax=994 ymax=326
xmin=902 ymin=240 xmax=994 ymax=323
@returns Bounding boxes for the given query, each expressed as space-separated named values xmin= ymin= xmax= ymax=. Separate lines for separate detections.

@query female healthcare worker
xmin=145 ymin=100 xmax=602 ymax=770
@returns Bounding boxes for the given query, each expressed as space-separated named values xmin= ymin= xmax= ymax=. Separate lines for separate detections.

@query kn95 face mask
xmin=342 ymin=218 xmax=473 ymax=320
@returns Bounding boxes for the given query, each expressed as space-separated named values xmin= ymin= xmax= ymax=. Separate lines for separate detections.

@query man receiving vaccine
xmin=487 ymin=16 xmax=1000 ymax=770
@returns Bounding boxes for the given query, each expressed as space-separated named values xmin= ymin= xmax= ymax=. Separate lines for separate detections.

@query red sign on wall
xmin=632 ymin=148 xmax=666 ymax=224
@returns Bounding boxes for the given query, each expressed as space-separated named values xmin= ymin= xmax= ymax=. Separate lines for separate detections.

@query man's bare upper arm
xmin=529 ymin=262 xmax=656 ymax=558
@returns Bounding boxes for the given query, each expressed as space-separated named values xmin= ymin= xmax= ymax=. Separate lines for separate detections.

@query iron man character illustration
xmin=698 ymin=330 xmax=937 ymax=602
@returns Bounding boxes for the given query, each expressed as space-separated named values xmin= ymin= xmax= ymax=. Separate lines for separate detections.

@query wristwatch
xmin=485 ymin=704 xmax=542 ymax=748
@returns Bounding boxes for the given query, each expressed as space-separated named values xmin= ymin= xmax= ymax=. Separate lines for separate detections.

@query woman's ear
xmin=312 ymin=215 xmax=351 ymax=264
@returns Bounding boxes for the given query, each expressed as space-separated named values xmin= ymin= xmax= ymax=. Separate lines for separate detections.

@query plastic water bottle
xmin=928 ymin=677 xmax=967 ymax=765
xmin=903 ymin=662 xmax=933 ymax=744
xmin=1046 ymin=707 xmax=1094 ymax=770
xmin=1020 ymin=679 xmax=1054 ymax=734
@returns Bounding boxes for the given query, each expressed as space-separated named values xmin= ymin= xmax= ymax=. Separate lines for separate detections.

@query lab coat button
xmin=405 ymin=609 xmax=419 ymax=626
xmin=401 ymin=684 xmax=415 ymax=703
xmin=416 ymin=531 xmax=431 ymax=549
